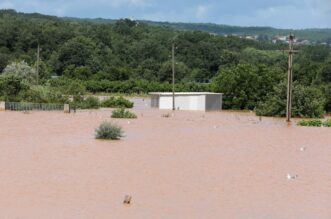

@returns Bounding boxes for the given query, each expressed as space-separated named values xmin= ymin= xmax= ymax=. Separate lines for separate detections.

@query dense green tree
xmin=256 ymin=82 xmax=325 ymax=118
xmin=0 ymin=74 xmax=29 ymax=100
xmin=211 ymin=64 xmax=283 ymax=109
xmin=158 ymin=61 xmax=190 ymax=82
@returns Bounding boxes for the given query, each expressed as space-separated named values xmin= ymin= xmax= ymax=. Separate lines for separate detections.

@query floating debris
xmin=287 ymin=173 xmax=298 ymax=180
xmin=161 ymin=113 xmax=171 ymax=118
xmin=300 ymin=147 xmax=306 ymax=152
xmin=123 ymin=195 xmax=132 ymax=205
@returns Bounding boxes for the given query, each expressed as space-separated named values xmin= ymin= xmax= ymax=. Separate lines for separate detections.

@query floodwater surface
xmin=0 ymin=106 xmax=330 ymax=219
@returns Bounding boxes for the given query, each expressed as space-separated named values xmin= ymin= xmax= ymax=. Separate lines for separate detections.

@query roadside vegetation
xmin=95 ymin=121 xmax=123 ymax=140
xmin=297 ymin=118 xmax=331 ymax=127
xmin=0 ymin=10 xmax=330 ymax=118
xmin=101 ymin=96 xmax=134 ymax=108
xmin=111 ymin=108 xmax=137 ymax=119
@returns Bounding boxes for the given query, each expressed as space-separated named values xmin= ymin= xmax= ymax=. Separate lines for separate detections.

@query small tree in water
xmin=95 ymin=121 xmax=123 ymax=140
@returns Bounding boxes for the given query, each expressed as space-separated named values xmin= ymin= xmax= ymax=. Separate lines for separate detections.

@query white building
xmin=150 ymin=92 xmax=223 ymax=111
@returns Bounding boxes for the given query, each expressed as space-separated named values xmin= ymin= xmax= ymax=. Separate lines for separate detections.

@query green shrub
xmin=101 ymin=96 xmax=134 ymax=108
xmin=73 ymin=96 xmax=100 ymax=109
xmin=323 ymin=119 xmax=331 ymax=127
xmin=111 ymin=108 xmax=137 ymax=119
xmin=297 ymin=119 xmax=323 ymax=127
xmin=95 ymin=121 xmax=123 ymax=140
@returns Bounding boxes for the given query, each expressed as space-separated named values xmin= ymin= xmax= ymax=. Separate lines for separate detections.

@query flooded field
xmin=0 ymin=105 xmax=330 ymax=219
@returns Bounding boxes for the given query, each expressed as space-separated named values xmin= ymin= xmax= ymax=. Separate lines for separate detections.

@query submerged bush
xmin=111 ymin=108 xmax=137 ymax=119
xmin=297 ymin=119 xmax=323 ymax=127
xmin=101 ymin=96 xmax=134 ymax=108
xmin=95 ymin=121 xmax=123 ymax=140
xmin=323 ymin=119 xmax=331 ymax=127
xmin=73 ymin=96 xmax=100 ymax=109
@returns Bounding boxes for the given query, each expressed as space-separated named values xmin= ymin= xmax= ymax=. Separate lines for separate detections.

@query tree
xmin=320 ymin=56 xmax=331 ymax=82
xmin=57 ymin=36 xmax=97 ymax=74
xmin=211 ymin=64 xmax=283 ymax=109
xmin=2 ymin=61 xmax=37 ymax=84
xmin=158 ymin=61 xmax=190 ymax=82
xmin=0 ymin=74 xmax=29 ymax=101
xmin=256 ymin=82 xmax=326 ymax=118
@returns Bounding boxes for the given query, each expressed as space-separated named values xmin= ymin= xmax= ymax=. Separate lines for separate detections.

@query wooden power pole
xmin=285 ymin=33 xmax=298 ymax=122
xmin=172 ymin=43 xmax=175 ymax=111
xmin=36 ymin=43 xmax=40 ymax=85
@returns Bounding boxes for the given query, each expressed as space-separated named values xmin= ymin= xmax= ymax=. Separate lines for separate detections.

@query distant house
xmin=272 ymin=35 xmax=287 ymax=43
xmin=150 ymin=92 xmax=223 ymax=111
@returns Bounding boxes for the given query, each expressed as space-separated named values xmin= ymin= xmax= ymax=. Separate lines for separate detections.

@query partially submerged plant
xmin=161 ymin=113 xmax=171 ymax=118
xmin=111 ymin=108 xmax=137 ymax=119
xmin=95 ymin=121 xmax=123 ymax=140
xmin=322 ymin=119 xmax=331 ymax=127
xmin=101 ymin=96 xmax=134 ymax=108
xmin=297 ymin=119 xmax=323 ymax=127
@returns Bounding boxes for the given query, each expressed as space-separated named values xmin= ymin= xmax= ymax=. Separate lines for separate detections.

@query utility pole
xmin=285 ymin=33 xmax=298 ymax=122
xmin=36 ymin=43 xmax=40 ymax=85
xmin=172 ymin=43 xmax=175 ymax=111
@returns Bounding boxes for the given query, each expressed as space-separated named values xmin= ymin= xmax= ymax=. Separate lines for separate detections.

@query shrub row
xmin=101 ymin=96 xmax=134 ymax=108
xmin=71 ymin=96 xmax=134 ymax=110
xmin=297 ymin=119 xmax=331 ymax=127
xmin=81 ymin=79 xmax=209 ymax=94
xmin=111 ymin=108 xmax=137 ymax=119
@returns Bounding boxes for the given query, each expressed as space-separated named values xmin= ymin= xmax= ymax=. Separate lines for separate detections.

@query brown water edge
xmin=0 ymin=108 xmax=330 ymax=219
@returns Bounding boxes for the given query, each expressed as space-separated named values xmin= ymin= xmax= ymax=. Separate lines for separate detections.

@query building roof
xmin=149 ymin=92 xmax=222 ymax=96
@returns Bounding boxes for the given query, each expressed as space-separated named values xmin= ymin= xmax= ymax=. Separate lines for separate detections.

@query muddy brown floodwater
xmin=0 ymin=106 xmax=330 ymax=219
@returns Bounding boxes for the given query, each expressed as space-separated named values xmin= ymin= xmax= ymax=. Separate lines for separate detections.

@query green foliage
xmin=2 ymin=61 xmax=37 ymax=84
xmin=256 ymin=82 xmax=326 ymax=118
xmin=111 ymin=108 xmax=137 ymax=119
xmin=20 ymin=85 xmax=68 ymax=104
xmin=0 ymin=74 xmax=29 ymax=101
xmin=101 ymin=96 xmax=134 ymax=108
xmin=0 ymin=10 xmax=330 ymax=116
xmin=211 ymin=64 xmax=283 ymax=110
xmin=297 ymin=119 xmax=323 ymax=127
xmin=323 ymin=119 xmax=331 ymax=127
xmin=95 ymin=121 xmax=123 ymax=140
xmin=73 ymin=96 xmax=100 ymax=109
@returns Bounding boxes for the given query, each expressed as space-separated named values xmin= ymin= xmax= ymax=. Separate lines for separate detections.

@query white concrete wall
xmin=159 ymin=95 xmax=206 ymax=111
xmin=0 ymin=102 xmax=5 ymax=111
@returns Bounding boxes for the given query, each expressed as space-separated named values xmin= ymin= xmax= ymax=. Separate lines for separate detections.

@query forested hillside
xmin=0 ymin=9 xmax=330 ymax=117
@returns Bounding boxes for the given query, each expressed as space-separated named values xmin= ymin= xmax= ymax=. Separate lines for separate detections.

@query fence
xmin=4 ymin=102 xmax=65 ymax=111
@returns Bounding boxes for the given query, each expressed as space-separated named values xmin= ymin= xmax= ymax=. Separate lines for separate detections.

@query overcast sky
xmin=0 ymin=0 xmax=330 ymax=29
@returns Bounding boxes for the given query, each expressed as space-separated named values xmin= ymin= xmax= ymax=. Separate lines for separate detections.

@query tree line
xmin=0 ymin=10 xmax=330 ymax=117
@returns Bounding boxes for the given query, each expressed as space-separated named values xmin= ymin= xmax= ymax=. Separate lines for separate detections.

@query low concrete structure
xmin=150 ymin=92 xmax=222 ymax=111
xmin=64 ymin=104 xmax=70 ymax=113
xmin=0 ymin=102 xmax=5 ymax=111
